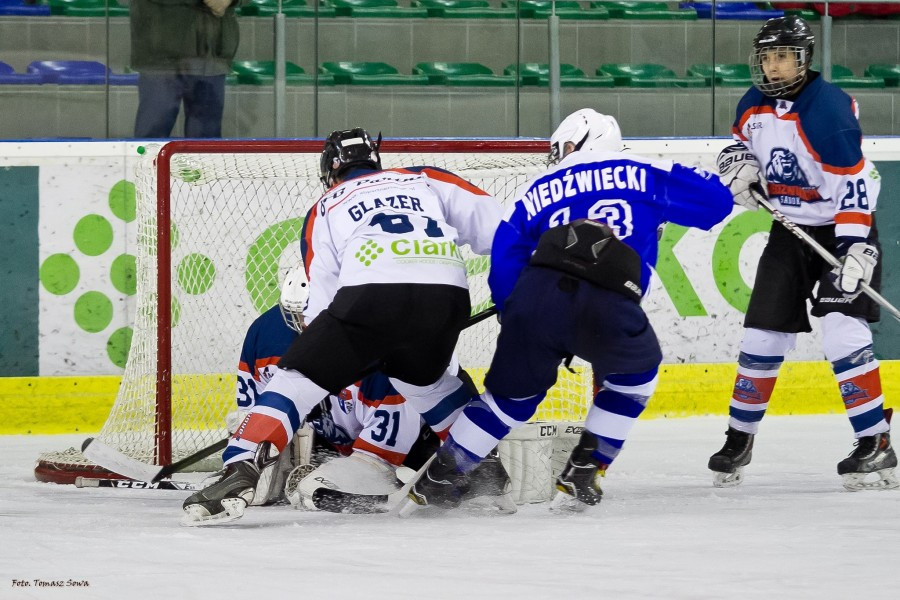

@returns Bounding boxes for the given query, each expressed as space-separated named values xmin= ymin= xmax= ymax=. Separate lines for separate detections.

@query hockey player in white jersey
xmin=406 ymin=109 xmax=733 ymax=513
xmin=709 ymin=16 xmax=897 ymax=491
xmin=183 ymin=128 xmax=511 ymax=524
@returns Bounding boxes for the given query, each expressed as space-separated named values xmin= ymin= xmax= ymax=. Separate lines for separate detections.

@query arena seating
xmin=865 ymin=64 xmax=900 ymax=87
xmin=687 ymin=63 xmax=751 ymax=86
xmin=320 ymin=61 xmax=431 ymax=84
xmin=504 ymin=63 xmax=615 ymax=87
xmin=413 ymin=61 xmax=516 ymax=85
xmin=0 ymin=61 xmax=43 ymax=84
xmin=25 ymin=60 xmax=137 ymax=84
xmin=680 ymin=2 xmax=782 ymax=20
xmin=411 ymin=0 xmax=516 ymax=18
xmin=232 ymin=60 xmax=335 ymax=85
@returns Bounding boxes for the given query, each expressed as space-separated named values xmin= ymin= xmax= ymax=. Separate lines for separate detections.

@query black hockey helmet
xmin=319 ymin=128 xmax=382 ymax=189
xmin=750 ymin=15 xmax=815 ymax=98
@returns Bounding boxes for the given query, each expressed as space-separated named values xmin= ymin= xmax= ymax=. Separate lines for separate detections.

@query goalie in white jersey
xmin=710 ymin=15 xmax=897 ymax=491
xmin=183 ymin=128 xmax=511 ymax=524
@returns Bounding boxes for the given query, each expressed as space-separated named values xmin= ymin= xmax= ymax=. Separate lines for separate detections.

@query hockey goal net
xmin=35 ymin=139 xmax=592 ymax=501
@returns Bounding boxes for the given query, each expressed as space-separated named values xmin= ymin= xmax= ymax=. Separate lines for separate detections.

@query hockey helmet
xmin=319 ymin=128 xmax=382 ymax=189
xmin=750 ymin=15 xmax=815 ymax=98
xmin=549 ymin=109 xmax=623 ymax=165
xmin=279 ymin=266 xmax=309 ymax=334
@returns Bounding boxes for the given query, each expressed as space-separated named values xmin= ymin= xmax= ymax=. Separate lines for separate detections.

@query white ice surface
xmin=2 ymin=415 xmax=899 ymax=600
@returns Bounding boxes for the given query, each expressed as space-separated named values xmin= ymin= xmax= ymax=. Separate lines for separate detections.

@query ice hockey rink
xmin=2 ymin=414 xmax=898 ymax=600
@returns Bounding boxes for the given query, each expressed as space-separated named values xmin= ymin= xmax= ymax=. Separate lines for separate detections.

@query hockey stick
xmin=75 ymin=476 xmax=202 ymax=491
xmin=753 ymin=186 xmax=900 ymax=324
xmin=467 ymin=304 xmax=498 ymax=327
xmin=82 ymin=437 xmax=229 ymax=484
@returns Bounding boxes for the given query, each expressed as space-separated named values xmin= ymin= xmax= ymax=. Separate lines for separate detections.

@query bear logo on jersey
xmin=766 ymin=148 xmax=810 ymax=187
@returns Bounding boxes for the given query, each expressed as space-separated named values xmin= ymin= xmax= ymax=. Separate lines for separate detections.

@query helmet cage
xmin=750 ymin=45 xmax=810 ymax=98
xmin=319 ymin=128 xmax=382 ymax=189
xmin=279 ymin=267 xmax=309 ymax=334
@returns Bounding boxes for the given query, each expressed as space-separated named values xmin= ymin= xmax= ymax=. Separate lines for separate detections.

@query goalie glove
xmin=830 ymin=243 xmax=878 ymax=300
xmin=716 ymin=143 xmax=766 ymax=211
xmin=203 ymin=0 xmax=231 ymax=17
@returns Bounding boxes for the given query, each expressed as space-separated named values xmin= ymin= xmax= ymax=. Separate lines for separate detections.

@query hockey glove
xmin=716 ymin=143 xmax=766 ymax=211
xmin=203 ymin=0 xmax=231 ymax=17
xmin=830 ymin=243 xmax=878 ymax=300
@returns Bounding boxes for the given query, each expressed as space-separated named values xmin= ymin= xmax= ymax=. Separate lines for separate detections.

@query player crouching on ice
xmin=708 ymin=15 xmax=898 ymax=492
xmin=405 ymin=109 xmax=733 ymax=514
xmin=183 ymin=128 xmax=514 ymax=525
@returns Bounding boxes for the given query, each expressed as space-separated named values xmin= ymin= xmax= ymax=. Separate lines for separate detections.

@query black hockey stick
xmin=752 ymin=183 xmax=900 ymax=324
xmin=82 ymin=436 xmax=229 ymax=484
xmin=75 ymin=476 xmax=202 ymax=491
xmin=467 ymin=304 xmax=498 ymax=328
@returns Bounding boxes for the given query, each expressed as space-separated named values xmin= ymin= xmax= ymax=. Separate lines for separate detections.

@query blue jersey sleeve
xmin=488 ymin=214 xmax=535 ymax=313
xmin=656 ymin=164 xmax=734 ymax=231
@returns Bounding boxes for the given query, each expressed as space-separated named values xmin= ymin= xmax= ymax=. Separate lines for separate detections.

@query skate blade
xmin=712 ymin=468 xmax=744 ymax=488
xmin=181 ymin=497 xmax=247 ymax=527
xmin=549 ymin=491 xmax=589 ymax=514
xmin=841 ymin=468 xmax=900 ymax=492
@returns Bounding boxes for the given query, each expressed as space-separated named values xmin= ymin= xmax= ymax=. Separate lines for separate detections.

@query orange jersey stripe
xmin=359 ymin=393 xmax=406 ymax=407
xmin=353 ymin=438 xmax=407 ymax=466
xmin=254 ymin=356 xmax=281 ymax=378
xmin=834 ymin=211 xmax=872 ymax=226
xmin=303 ymin=203 xmax=319 ymax=277
xmin=236 ymin=413 xmax=289 ymax=450
xmin=420 ymin=167 xmax=489 ymax=196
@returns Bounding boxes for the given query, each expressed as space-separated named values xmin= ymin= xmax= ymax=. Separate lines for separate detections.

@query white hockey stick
xmin=754 ymin=188 xmax=900 ymax=324
xmin=82 ymin=437 xmax=229 ymax=483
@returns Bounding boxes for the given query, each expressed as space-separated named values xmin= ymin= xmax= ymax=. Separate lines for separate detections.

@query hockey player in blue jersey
xmin=406 ymin=109 xmax=733 ymax=513
xmin=709 ymin=16 xmax=897 ymax=492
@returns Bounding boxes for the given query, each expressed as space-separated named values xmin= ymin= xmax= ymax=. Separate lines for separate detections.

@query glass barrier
xmin=0 ymin=1 xmax=898 ymax=139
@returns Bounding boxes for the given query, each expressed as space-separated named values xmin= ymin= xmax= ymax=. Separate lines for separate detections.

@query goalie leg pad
xmin=291 ymin=452 xmax=401 ymax=513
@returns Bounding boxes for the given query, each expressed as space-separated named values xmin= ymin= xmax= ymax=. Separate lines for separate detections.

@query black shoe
xmin=552 ymin=431 xmax=605 ymax=510
xmin=462 ymin=448 xmax=511 ymax=500
xmin=708 ymin=427 xmax=754 ymax=474
xmin=838 ymin=432 xmax=898 ymax=476
xmin=408 ymin=449 xmax=470 ymax=509
xmin=182 ymin=460 xmax=261 ymax=525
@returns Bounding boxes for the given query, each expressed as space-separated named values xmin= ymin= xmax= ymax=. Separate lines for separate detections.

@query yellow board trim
xmin=2 ymin=361 xmax=897 ymax=434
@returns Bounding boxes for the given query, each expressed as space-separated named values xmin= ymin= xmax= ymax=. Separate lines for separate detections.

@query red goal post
xmin=34 ymin=138 xmax=591 ymax=488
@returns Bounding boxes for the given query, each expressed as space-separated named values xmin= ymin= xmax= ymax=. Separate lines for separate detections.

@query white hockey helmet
xmin=279 ymin=266 xmax=309 ymax=334
xmin=549 ymin=108 xmax=623 ymax=164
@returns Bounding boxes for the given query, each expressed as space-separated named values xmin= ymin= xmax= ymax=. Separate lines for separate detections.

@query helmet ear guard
xmin=319 ymin=128 xmax=382 ymax=189
xmin=280 ymin=267 xmax=309 ymax=334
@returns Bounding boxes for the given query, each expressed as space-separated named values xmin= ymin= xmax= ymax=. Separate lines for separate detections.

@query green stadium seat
xmin=591 ymin=1 xmax=696 ymax=19
xmin=50 ymin=0 xmax=129 ymax=16
xmin=687 ymin=63 xmax=751 ymax=87
xmin=504 ymin=63 xmax=614 ymax=87
xmin=411 ymin=0 xmax=516 ymax=18
xmin=599 ymin=63 xmax=705 ymax=87
xmin=232 ymin=61 xmax=335 ymax=85
xmin=324 ymin=0 xmax=428 ymax=18
xmin=239 ymin=0 xmax=337 ymax=17
xmin=413 ymin=62 xmax=515 ymax=86
xmin=320 ymin=61 xmax=429 ymax=85
xmin=502 ymin=0 xmax=609 ymax=20
xmin=818 ymin=65 xmax=885 ymax=89
xmin=865 ymin=64 xmax=900 ymax=87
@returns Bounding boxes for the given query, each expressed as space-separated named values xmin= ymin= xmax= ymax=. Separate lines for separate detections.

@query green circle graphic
xmin=108 ymin=180 xmax=136 ymax=223
xmin=245 ymin=218 xmax=306 ymax=313
xmin=73 ymin=214 xmax=114 ymax=257
xmin=106 ymin=327 xmax=133 ymax=368
xmin=177 ymin=253 xmax=216 ymax=295
xmin=172 ymin=295 xmax=181 ymax=328
xmin=74 ymin=291 xmax=113 ymax=333
xmin=40 ymin=253 xmax=80 ymax=295
xmin=712 ymin=209 xmax=773 ymax=313
xmin=110 ymin=253 xmax=137 ymax=296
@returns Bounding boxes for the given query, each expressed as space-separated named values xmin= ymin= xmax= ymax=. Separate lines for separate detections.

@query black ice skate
xmin=708 ymin=427 xmax=754 ymax=488
xmin=459 ymin=449 xmax=517 ymax=514
xmin=406 ymin=448 xmax=471 ymax=510
xmin=182 ymin=460 xmax=261 ymax=526
xmin=551 ymin=431 xmax=606 ymax=514
xmin=837 ymin=431 xmax=899 ymax=492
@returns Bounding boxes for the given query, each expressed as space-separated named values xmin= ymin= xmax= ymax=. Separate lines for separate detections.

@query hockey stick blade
xmin=75 ymin=476 xmax=201 ymax=491
xmin=81 ymin=437 xmax=229 ymax=483
xmin=753 ymin=187 xmax=900 ymax=324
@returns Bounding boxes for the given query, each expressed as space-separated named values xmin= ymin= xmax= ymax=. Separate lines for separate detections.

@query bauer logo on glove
xmin=716 ymin=143 xmax=767 ymax=211
xmin=830 ymin=242 xmax=879 ymax=300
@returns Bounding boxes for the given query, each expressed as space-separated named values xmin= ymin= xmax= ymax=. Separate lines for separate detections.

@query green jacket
xmin=130 ymin=0 xmax=243 ymax=76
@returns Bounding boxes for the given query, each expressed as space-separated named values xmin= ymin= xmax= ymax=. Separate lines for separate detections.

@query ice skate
xmin=459 ymin=449 xmax=517 ymax=515
xmin=708 ymin=427 xmax=754 ymax=488
xmin=550 ymin=431 xmax=605 ymax=514
xmin=838 ymin=432 xmax=899 ymax=492
xmin=407 ymin=448 xmax=470 ymax=510
xmin=181 ymin=460 xmax=261 ymax=526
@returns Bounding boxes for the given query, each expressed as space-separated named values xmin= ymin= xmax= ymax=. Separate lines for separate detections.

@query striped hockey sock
xmin=832 ymin=345 xmax=888 ymax=438
xmin=727 ymin=352 xmax=782 ymax=435
xmin=584 ymin=368 xmax=658 ymax=467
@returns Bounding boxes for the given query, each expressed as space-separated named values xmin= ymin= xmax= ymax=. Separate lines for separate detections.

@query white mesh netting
xmin=36 ymin=140 xmax=593 ymax=492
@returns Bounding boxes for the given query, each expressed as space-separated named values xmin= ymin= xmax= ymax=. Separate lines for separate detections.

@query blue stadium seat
xmin=25 ymin=61 xmax=136 ymax=85
xmin=0 ymin=0 xmax=51 ymax=15
xmin=0 ymin=62 xmax=43 ymax=84
xmin=679 ymin=3 xmax=783 ymax=20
